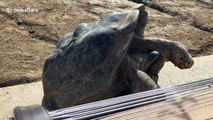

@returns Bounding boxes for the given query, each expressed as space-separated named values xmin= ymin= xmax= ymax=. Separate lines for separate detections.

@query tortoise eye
xmin=179 ymin=56 xmax=185 ymax=61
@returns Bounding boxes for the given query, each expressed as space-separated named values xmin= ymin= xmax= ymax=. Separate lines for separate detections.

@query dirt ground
xmin=0 ymin=0 xmax=212 ymax=87
xmin=0 ymin=0 xmax=212 ymax=119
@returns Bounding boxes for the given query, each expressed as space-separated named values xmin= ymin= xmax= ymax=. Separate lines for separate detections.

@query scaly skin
xmin=128 ymin=36 xmax=194 ymax=83
xmin=115 ymin=51 xmax=160 ymax=96
xmin=116 ymin=36 xmax=194 ymax=94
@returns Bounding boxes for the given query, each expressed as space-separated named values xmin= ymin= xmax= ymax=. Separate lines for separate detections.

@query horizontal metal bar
xmin=50 ymin=78 xmax=213 ymax=120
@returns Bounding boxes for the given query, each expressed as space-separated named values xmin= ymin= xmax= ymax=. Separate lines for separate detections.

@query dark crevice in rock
xmin=0 ymin=9 xmax=59 ymax=44
xmin=0 ymin=76 xmax=41 ymax=88
xmin=191 ymin=21 xmax=213 ymax=33
xmin=189 ymin=41 xmax=213 ymax=57
xmin=196 ymin=0 xmax=213 ymax=7
xmin=131 ymin=0 xmax=213 ymax=33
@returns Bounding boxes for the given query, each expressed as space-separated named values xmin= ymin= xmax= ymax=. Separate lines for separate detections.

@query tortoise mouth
xmin=176 ymin=60 xmax=194 ymax=69
xmin=178 ymin=64 xmax=189 ymax=69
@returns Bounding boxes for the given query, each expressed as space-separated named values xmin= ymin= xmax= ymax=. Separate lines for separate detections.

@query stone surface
xmin=159 ymin=55 xmax=213 ymax=87
xmin=0 ymin=82 xmax=43 ymax=119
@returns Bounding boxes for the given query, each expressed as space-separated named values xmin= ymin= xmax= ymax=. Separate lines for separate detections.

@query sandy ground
xmin=0 ymin=82 xmax=43 ymax=119
xmin=0 ymin=0 xmax=212 ymax=119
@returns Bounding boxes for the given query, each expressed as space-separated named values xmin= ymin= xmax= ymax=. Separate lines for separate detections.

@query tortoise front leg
xmin=124 ymin=56 xmax=158 ymax=93
xmin=146 ymin=55 xmax=165 ymax=85
xmin=133 ymin=70 xmax=158 ymax=93
xmin=132 ymin=4 xmax=148 ymax=37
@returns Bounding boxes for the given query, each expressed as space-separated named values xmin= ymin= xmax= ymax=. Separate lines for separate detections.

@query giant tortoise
xmin=42 ymin=4 xmax=194 ymax=111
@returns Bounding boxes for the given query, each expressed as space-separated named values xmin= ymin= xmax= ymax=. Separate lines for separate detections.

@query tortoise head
xmin=170 ymin=42 xmax=194 ymax=69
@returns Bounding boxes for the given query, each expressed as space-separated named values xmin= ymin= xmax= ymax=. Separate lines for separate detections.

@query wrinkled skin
xmin=127 ymin=36 xmax=194 ymax=83
xmin=116 ymin=5 xmax=194 ymax=93
xmin=42 ymin=4 xmax=194 ymax=111
xmin=117 ymin=37 xmax=194 ymax=95
xmin=115 ymin=51 xmax=160 ymax=95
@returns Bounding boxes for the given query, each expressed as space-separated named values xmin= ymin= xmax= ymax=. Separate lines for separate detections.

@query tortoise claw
xmin=147 ymin=51 xmax=160 ymax=63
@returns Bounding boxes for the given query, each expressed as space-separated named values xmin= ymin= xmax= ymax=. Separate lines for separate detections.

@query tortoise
xmin=42 ymin=4 xmax=194 ymax=111
xmin=116 ymin=36 xmax=194 ymax=94
xmin=115 ymin=4 xmax=194 ymax=94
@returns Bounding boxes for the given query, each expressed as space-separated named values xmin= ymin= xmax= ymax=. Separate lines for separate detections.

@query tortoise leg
xmin=132 ymin=4 xmax=148 ymax=37
xmin=135 ymin=11 xmax=148 ymax=37
xmin=146 ymin=55 xmax=165 ymax=87
xmin=134 ymin=70 xmax=158 ymax=93
xmin=42 ymin=96 xmax=58 ymax=111
xmin=140 ymin=51 xmax=159 ymax=71
xmin=124 ymin=56 xmax=158 ymax=93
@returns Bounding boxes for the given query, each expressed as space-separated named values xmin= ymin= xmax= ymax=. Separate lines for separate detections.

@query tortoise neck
xmin=133 ymin=37 xmax=177 ymax=61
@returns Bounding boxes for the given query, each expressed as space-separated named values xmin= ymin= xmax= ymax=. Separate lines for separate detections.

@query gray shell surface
xmin=42 ymin=9 xmax=141 ymax=110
